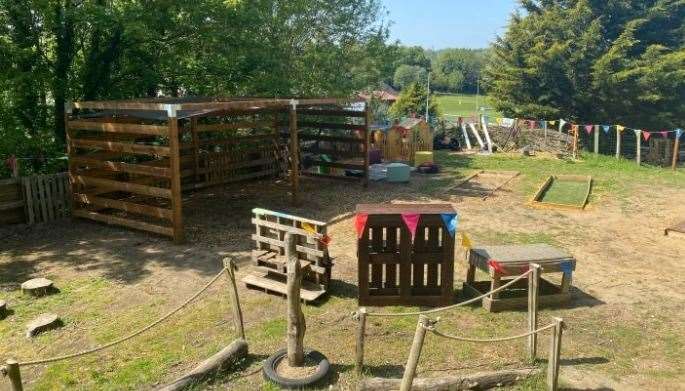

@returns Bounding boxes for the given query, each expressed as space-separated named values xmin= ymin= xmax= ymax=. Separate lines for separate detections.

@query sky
xmin=379 ymin=0 xmax=521 ymax=49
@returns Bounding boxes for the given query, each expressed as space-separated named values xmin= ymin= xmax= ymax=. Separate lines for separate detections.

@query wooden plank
xmin=242 ymin=273 xmax=326 ymax=303
xmin=299 ymin=134 xmax=364 ymax=144
xmin=251 ymin=218 xmax=316 ymax=238
xmin=251 ymin=234 xmax=324 ymax=258
xmin=385 ymin=227 xmax=398 ymax=289
xmin=0 ymin=200 xmax=24 ymax=211
xmin=297 ymin=108 xmax=366 ymax=118
xmin=73 ymin=209 xmax=173 ymax=237
xmin=70 ymin=156 xmax=171 ymax=178
xmin=45 ymin=175 xmax=55 ymax=222
xmin=71 ymin=138 xmax=171 ymax=156
xmin=23 ymin=177 xmax=34 ymax=224
xmin=298 ymin=121 xmax=365 ymax=131
xmin=168 ymin=118 xmax=184 ymax=243
xmin=38 ymin=175 xmax=48 ymax=223
xmin=74 ymin=193 xmax=172 ymax=220
xmin=290 ymin=104 xmax=299 ymax=204
xmin=195 ymin=120 xmax=272 ymax=132
xmin=71 ymin=175 xmax=171 ymax=198
xmin=68 ymin=120 xmax=168 ymax=136
xmin=370 ymin=227 xmax=383 ymax=289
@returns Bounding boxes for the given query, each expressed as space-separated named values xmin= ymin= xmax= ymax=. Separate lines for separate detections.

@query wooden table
xmin=463 ymin=244 xmax=576 ymax=312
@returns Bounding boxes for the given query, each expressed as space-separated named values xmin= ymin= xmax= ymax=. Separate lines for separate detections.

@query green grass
xmin=435 ymin=93 xmax=501 ymax=118
xmin=538 ymin=178 xmax=589 ymax=206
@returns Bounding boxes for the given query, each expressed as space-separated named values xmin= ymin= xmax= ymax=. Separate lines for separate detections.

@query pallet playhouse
xmin=66 ymin=97 xmax=371 ymax=243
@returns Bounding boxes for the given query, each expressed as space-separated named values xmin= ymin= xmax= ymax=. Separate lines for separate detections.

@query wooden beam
xmin=297 ymin=121 xmax=366 ymax=131
xmin=363 ymin=103 xmax=370 ymax=187
xmin=297 ymin=108 xmax=366 ymax=118
xmin=68 ymin=120 xmax=168 ymax=136
xmin=672 ymin=133 xmax=680 ymax=170
xmin=71 ymin=138 xmax=171 ymax=156
xmin=195 ymin=120 xmax=273 ymax=132
xmin=290 ymin=102 xmax=299 ymax=204
xmin=70 ymin=156 xmax=171 ymax=178
xmin=70 ymin=174 xmax=171 ymax=198
xmin=168 ymin=117 xmax=184 ymax=243
xmin=73 ymin=209 xmax=173 ymax=237
xmin=298 ymin=134 xmax=364 ymax=144
xmin=73 ymin=193 xmax=172 ymax=220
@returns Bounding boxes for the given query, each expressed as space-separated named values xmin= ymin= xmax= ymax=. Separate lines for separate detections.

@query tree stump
xmin=26 ymin=313 xmax=63 ymax=337
xmin=21 ymin=278 xmax=54 ymax=297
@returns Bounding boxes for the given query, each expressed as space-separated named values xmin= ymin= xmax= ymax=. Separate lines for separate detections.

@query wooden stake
xmin=222 ymin=257 xmax=245 ymax=340
xmin=547 ymin=317 xmax=564 ymax=391
xmin=363 ymin=103 xmax=371 ymax=188
xmin=527 ymin=263 xmax=541 ymax=362
xmin=543 ymin=121 xmax=548 ymax=146
xmin=190 ymin=117 xmax=200 ymax=183
xmin=481 ymin=115 xmax=493 ymax=154
xmin=460 ymin=122 xmax=472 ymax=150
xmin=672 ymin=135 xmax=680 ymax=170
xmin=593 ymin=125 xmax=599 ymax=154
xmin=5 ymin=360 xmax=23 ymax=391
xmin=615 ymin=128 xmax=622 ymax=159
xmin=167 ymin=108 xmax=184 ymax=244
xmin=289 ymin=101 xmax=299 ymax=205
xmin=285 ymin=233 xmax=305 ymax=366
xmin=636 ymin=131 xmax=642 ymax=166
xmin=355 ymin=307 xmax=368 ymax=374
xmin=399 ymin=315 xmax=430 ymax=391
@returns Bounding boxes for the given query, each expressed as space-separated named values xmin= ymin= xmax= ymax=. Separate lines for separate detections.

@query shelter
xmin=371 ymin=117 xmax=432 ymax=164
xmin=67 ymin=97 xmax=370 ymax=243
xmin=358 ymin=83 xmax=399 ymax=104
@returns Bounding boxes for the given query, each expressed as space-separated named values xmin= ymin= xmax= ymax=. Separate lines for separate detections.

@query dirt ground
xmin=1 ymin=153 xmax=684 ymax=390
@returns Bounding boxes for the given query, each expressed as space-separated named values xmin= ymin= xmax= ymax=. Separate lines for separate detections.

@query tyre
xmin=262 ymin=348 xmax=330 ymax=389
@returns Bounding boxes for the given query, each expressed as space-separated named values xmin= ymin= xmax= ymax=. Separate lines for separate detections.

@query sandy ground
xmin=1 ymin=164 xmax=684 ymax=390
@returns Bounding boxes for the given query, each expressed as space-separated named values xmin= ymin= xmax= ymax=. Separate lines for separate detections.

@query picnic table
xmin=463 ymin=243 xmax=576 ymax=312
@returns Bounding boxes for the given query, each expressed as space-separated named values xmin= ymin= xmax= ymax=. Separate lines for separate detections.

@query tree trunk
xmin=285 ymin=233 xmax=305 ymax=366
xmin=52 ymin=0 xmax=75 ymax=145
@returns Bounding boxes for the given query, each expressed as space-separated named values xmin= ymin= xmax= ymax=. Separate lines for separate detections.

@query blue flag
xmin=560 ymin=261 xmax=573 ymax=276
xmin=677 ymin=129 xmax=683 ymax=139
xmin=602 ymin=125 xmax=611 ymax=133
xmin=440 ymin=213 xmax=458 ymax=237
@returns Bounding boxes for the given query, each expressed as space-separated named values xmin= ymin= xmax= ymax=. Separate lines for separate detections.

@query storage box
xmin=386 ymin=163 xmax=411 ymax=182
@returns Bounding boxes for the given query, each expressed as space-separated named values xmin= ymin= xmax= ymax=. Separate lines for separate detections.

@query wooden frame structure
xmin=530 ymin=175 xmax=592 ymax=210
xmin=67 ymin=97 xmax=370 ymax=243
xmin=371 ymin=118 xmax=432 ymax=164
xmin=356 ymin=204 xmax=456 ymax=307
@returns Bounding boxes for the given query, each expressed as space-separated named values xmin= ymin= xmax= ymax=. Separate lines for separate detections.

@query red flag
xmin=401 ymin=213 xmax=420 ymax=241
xmin=355 ymin=213 xmax=368 ymax=239
xmin=585 ymin=125 xmax=593 ymax=134
xmin=488 ymin=259 xmax=505 ymax=274
xmin=660 ymin=131 xmax=668 ymax=138
xmin=318 ymin=234 xmax=332 ymax=247
xmin=643 ymin=131 xmax=651 ymax=141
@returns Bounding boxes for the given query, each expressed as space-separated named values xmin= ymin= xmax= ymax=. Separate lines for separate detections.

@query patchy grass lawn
xmin=435 ymin=93 xmax=501 ymax=118
xmin=0 ymin=151 xmax=683 ymax=390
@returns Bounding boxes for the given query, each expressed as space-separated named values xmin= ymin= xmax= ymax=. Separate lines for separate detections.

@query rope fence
xmin=2 ymin=258 xmax=246 ymax=391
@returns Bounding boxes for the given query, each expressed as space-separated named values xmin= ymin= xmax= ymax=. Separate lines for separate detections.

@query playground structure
xmin=66 ymin=97 xmax=370 ymax=243
xmin=371 ymin=118 xmax=433 ymax=164
xmin=531 ymin=175 xmax=592 ymax=210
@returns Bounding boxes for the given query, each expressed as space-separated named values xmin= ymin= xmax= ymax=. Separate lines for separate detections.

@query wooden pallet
xmin=243 ymin=270 xmax=327 ymax=303
xmin=446 ymin=170 xmax=520 ymax=199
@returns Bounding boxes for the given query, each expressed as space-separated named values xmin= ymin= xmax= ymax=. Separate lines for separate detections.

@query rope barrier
xmin=363 ymin=269 xmax=532 ymax=318
xmin=14 ymin=267 xmax=227 ymax=367
xmin=425 ymin=322 xmax=555 ymax=343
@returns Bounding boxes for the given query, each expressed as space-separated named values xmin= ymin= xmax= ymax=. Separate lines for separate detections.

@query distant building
xmin=358 ymin=83 xmax=399 ymax=104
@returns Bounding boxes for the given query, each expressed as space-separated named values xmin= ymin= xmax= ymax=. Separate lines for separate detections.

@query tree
xmin=432 ymin=48 xmax=488 ymax=93
xmin=388 ymin=82 xmax=439 ymax=119
xmin=485 ymin=0 xmax=685 ymax=129
xmin=393 ymin=65 xmax=428 ymax=90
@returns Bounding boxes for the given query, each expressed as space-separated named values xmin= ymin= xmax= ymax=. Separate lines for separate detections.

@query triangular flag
xmin=302 ymin=222 xmax=317 ymax=235
xmin=355 ymin=213 xmax=368 ymax=239
xmin=560 ymin=261 xmax=573 ymax=275
xmin=559 ymin=119 xmax=566 ymax=131
xmin=676 ymin=129 xmax=683 ymax=139
xmin=634 ymin=129 xmax=641 ymax=137
xmin=549 ymin=120 xmax=556 ymax=126
xmin=616 ymin=125 xmax=625 ymax=132
xmin=460 ymin=232 xmax=473 ymax=250
xmin=659 ymin=131 xmax=668 ymax=138
xmin=643 ymin=131 xmax=651 ymax=141
xmin=488 ymin=259 xmax=505 ymax=274
xmin=440 ymin=213 xmax=458 ymax=237
xmin=529 ymin=120 xmax=536 ymax=128
xmin=585 ymin=125 xmax=594 ymax=134
xmin=602 ymin=125 xmax=611 ymax=133
xmin=401 ymin=213 xmax=420 ymax=241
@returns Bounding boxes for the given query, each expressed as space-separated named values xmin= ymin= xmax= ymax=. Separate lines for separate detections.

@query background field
xmin=435 ymin=93 xmax=501 ymax=118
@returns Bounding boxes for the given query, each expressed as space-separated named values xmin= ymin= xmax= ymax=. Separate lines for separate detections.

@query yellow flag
xmin=616 ymin=125 xmax=625 ymax=132
xmin=460 ymin=232 xmax=473 ymax=250
xmin=301 ymin=222 xmax=317 ymax=235
xmin=549 ymin=120 xmax=556 ymax=126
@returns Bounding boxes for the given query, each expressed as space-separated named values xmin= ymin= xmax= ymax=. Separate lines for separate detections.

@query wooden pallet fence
xmin=0 ymin=178 xmax=25 ymax=225
xmin=22 ymin=173 xmax=72 ymax=224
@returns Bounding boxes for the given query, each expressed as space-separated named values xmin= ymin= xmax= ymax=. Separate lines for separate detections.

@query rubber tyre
xmin=263 ymin=348 xmax=330 ymax=389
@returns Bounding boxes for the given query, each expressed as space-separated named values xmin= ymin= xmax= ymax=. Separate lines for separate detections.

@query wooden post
xmin=5 ymin=360 xmax=23 ymax=391
xmin=363 ymin=102 xmax=371 ymax=188
xmin=543 ymin=121 xmax=548 ymax=146
xmin=190 ymin=117 xmax=200 ymax=183
xmin=167 ymin=105 xmax=184 ymax=243
xmin=572 ymin=127 xmax=579 ymax=159
xmin=546 ymin=317 xmax=564 ymax=391
xmin=355 ymin=307 xmax=368 ymax=374
xmin=222 ymin=257 xmax=245 ymax=340
xmin=285 ymin=233 xmax=305 ymax=366
xmin=636 ymin=131 xmax=642 ymax=166
xmin=481 ymin=115 xmax=493 ymax=154
xmin=400 ymin=315 xmax=430 ymax=391
xmin=593 ymin=125 xmax=599 ymax=154
xmin=289 ymin=101 xmax=299 ymax=204
xmin=527 ymin=263 xmax=541 ymax=362
xmin=615 ymin=128 xmax=622 ymax=159
xmin=460 ymin=121 xmax=472 ymax=150
xmin=672 ymin=133 xmax=681 ymax=170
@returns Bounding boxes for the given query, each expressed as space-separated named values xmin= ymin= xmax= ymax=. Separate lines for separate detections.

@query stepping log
xmin=21 ymin=278 xmax=54 ymax=297
xmin=26 ymin=313 xmax=63 ymax=337
xmin=0 ymin=300 xmax=6 ymax=319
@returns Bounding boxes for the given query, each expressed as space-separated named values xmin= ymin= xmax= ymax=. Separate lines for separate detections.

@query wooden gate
xmin=357 ymin=204 xmax=456 ymax=307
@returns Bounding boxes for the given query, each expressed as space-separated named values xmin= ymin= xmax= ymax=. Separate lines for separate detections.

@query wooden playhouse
xmin=66 ymin=97 xmax=370 ymax=243
xmin=371 ymin=118 xmax=432 ymax=164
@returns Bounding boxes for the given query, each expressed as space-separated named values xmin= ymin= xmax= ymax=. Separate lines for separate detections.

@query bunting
xmin=440 ymin=213 xmax=458 ymax=237
xmin=659 ymin=131 xmax=668 ymax=138
xmin=560 ymin=261 xmax=573 ymax=276
xmin=302 ymin=222 xmax=317 ymax=235
xmin=677 ymin=129 xmax=683 ymax=139
xmin=355 ymin=213 xmax=368 ymax=239
xmin=585 ymin=125 xmax=594 ymax=134
xmin=642 ymin=131 xmax=651 ymax=141
xmin=460 ymin=232 xmax=473 ymax=250
xmin=602 ymin=125 xmax=611 ymax=133
xmin=634 ymin=129 xmax=642 ymax=138
xmin=401 ymin=213 xmax=420 ymax=241
xmin=616 ymin=125 xmax=625 ymax=132
xmin=559 ymin=119 xmax=567 ymax=131
xmin=549 ymin=120 xmax=556 ymax=126
xmin=487 ymin=259 xmax=505 ymax=274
